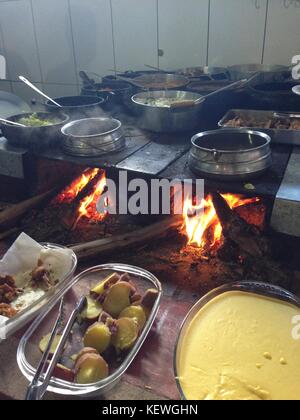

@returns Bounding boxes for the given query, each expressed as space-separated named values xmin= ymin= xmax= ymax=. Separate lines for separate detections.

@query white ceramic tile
xmin=0 ymin=0 xmax=42 ymax=82
xmin=158 ymin=0 xmax=209 ymax=70
xmin=31 ymin=0 xmax=77 ymax=85
xmin=0 ymin=80 xmax=12 ymax=93
xmin=11 ymin=81 xmax=43 ymax=106
xmin=70 ymin=0 xmax=115 ymax=79
xmin=43 ymin=83 xmax=79 ymax=98
xmin=264 ymin=0 xmax=300 ymax=66
xmin=111 ymin=0 xmax=158 ymax=72
xmin=208 ymin=0 xmax=267 ymax=66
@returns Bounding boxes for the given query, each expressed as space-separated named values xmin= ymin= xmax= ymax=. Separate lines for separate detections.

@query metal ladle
xmin=19 ymin=76 xmax=62 ymax=108
xmin=0 ymin=118 xmax=26 ymax=127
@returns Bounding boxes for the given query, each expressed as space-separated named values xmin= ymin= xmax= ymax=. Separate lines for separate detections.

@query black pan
xmin=45 ymin=95 xmax=105 ymax=115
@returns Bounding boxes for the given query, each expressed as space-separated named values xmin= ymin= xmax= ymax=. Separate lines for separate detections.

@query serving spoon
xmin=0 ymin=118 xmax=26 ymax=127
xmin=19 ymin=76 xmax=62 ymax=108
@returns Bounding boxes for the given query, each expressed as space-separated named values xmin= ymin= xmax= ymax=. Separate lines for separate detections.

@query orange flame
xmin=54 ymin=168 xmax=108 ymax=227
xmin=182 ymin=194 xmax=259 ymax=252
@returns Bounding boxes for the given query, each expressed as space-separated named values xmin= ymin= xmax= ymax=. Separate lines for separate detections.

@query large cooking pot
xmin=131 ymin=90 xmax=205 ymax=133
xmin=45 ymin=95 xmax=105 ymax=116
xmin=61 ymin=117 xmax=125 ymax=157
xmin=1 ymin=112 xmax=69 ymax=149
xmin=188 ymin=129 xmax=272 ymax=180
xmin=247 ymin=80 xmax=300 ymax=111
xmin=175 ymin=66 xmax=230 ymax=81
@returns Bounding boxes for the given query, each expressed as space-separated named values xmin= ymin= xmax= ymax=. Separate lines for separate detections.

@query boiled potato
xmin=112 ymin=317 xmax=139 ymax=352
xmin=103 ymin=282 xmax=132 ymax=318
xmin=119 ymin=305 xmax=146 ymax=332
xmin=75 ymin=353 xmax=108 ymax=384
xmin=83 ymin=322 xmax=111 ymax=354
xmin=81 ymin=296 xmax=103 ymax=321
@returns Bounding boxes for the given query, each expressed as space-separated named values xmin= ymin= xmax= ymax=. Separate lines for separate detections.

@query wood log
xmin=0 ymin=188 xmax=60 ymax=232
xmin=71 ymin=216 xmax=182 ymax=260
xmin=211 ymin=192 xmax=270 ymax=258
xmin=212 ymin=192 xmax=291 ymax=288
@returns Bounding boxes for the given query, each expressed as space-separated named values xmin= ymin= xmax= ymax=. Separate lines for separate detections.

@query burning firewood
xmin=211 ymin=192 xmax=291 ymax=288
xmin=211 ymin=192 xmax=270 ymax=258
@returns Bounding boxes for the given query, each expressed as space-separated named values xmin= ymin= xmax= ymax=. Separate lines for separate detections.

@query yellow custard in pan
xmin=177 ymin=291 xmax=300 ymax=400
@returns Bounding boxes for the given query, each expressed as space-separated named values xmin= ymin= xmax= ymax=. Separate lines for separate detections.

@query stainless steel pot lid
xmin=61 ymin=117 xmax=122 ymax=138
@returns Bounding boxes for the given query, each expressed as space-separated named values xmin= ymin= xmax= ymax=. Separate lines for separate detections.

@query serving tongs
xmin=273 ymin=112 xmax=300 ymax=119
xmin=26 ymin=296 xmax=87 ymax=401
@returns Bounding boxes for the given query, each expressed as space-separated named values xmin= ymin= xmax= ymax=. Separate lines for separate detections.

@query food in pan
xmin=176 ymin=291 xmax=300 ymax=400
xmin=224 ymin=115 xmax=300 ymax=130
xmin=0 ymin=234 xmax=74 ymax=318
xmin=137 ymin=97 xmax=191 ymax=108
xmin=18 ymin=113 xmax=62 ymax=127
xmin=39 ymin=272 xmax=159 ymax=384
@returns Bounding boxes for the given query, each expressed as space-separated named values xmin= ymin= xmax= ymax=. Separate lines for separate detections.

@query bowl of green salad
xmin=0 ymin=112 xmax=69 ymax=149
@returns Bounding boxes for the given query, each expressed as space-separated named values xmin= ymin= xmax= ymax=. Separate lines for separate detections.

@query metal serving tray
xmin=218 ymin=109 xmax=300 ymax=146
xmin=17 ymin=264 xmax=162 ymax=397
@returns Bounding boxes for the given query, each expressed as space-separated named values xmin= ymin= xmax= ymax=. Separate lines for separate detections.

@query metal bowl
xmin=1 ymin=112 xmax=69 ymax=149
xmin=131 ymin=90 xmax=205 ymax=133
xmin=61 ymin=117 xmax=125 ymax=157
xmin=188 ymin=128 xmax=272 ymax=180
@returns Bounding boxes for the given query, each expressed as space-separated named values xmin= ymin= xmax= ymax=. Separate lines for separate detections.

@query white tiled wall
xmin=0 ymin=0 xmax=299 ymax=102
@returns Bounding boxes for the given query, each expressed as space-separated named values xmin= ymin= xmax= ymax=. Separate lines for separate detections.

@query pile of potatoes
xmin=39 ymin=272 xmax=159 ymax=385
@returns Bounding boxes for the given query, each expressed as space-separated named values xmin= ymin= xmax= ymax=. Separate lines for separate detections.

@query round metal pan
xmin=188 ymin=129 xmax=272 ymax=180
xmin=61 ymin=117 xmax=125 ymax=157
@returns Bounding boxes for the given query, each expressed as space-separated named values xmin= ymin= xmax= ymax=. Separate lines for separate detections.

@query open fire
xmin=53 ymin=168 xmax=108 ymax=228
xmin=182 ymin=194 xmax=260 ymax=253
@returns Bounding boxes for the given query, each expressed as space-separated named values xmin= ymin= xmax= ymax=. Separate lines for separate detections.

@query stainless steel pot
xmin=61 ymin=117 xmax=125 ymax=157
xmin=188 ymin=129 xmax=272 ymax=180
xmin=131 ymin=90 xmax=205 ymax=133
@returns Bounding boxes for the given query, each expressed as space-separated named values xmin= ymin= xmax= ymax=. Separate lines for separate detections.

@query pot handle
xmin=212 ymin=149 xmax=222 ymax=162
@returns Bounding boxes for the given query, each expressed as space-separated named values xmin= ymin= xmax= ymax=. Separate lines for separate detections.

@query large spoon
xmin=19 ymin=76 xmax=62 ymax=108
xmin=0 ymin=118 xmax=26 ymax=127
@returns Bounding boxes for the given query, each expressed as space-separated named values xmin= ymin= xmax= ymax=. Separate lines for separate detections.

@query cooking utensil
xmin=79 ymin=71 xmax=96 ymax=89
xmin=292 ymin=85 xmax=300 ymax=96
xmin=18 ymin=264 xmax=162 ymax=398
xmin=219 ymin=109 xmax=300 ymax=147
xmin=116 ymin=73 xmax=189 ymax=90
xmin=26 ymin=297 xmax=87 ymax=401
xmin=25 ymin=298 xmax=65 ymax=400
xmin=45 ymin=95 xmax=105 ymax=115
xmin=132 ymin=90 xmax=205 ymax=133
xmin=0 ymin=118 xmax=26 ymax=127
xmin=1 ymin=112 xmax=69 ymax=149
xmin=131 ymin=80 xmax=247 ymax=133
xmin=144 ymin=64 xmax=167 ymax=73
xmin=188 ymin=129 xmax=272 ymax=180
xmin=175 ymin=66 xmax=230 ymax=81
xmin=228 ymin=64 xmax=288 ymax=81
xmin=273 ymin=112 xmax=300 ymax=119
xmin=19 ymin=76 xmax=62 ymax=108
xmin=61 ymin=117 xmax=125 ymax=157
